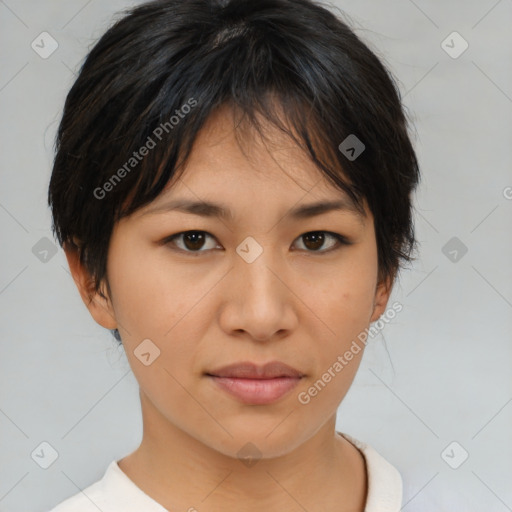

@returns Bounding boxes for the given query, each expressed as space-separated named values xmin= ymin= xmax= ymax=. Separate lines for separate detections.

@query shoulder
xmin=46 ymin=460 xmax=168 ymax=512
xmin=338 ymin=431 xmax=403 ymax=512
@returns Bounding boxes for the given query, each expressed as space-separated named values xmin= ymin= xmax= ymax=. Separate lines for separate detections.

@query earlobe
xmin=63 ymin=242 xmax=118 ymax=330
xmin=369 ymin=274 xmax=394 ymax=323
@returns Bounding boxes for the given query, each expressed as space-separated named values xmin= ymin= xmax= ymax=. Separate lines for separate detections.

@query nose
xmin=218 ymin=244 xmax=298 ymax=342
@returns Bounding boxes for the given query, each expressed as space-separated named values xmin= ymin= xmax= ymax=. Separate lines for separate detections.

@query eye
xmin=163 ymin=230 xmax=351 ymax=255
xmin=164 ymin=230 xmax=220 ymax=254
xmin=292 ymin=231 xmax=351 ymax=253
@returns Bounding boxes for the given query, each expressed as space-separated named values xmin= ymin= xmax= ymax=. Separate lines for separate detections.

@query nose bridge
xmin=228 ymin=234 xmax=293 ymax=332
xmin=235 ymin=234 xmax=282 ymax=297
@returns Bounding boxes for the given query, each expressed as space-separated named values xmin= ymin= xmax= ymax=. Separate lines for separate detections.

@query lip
xmin=205 ymin=361 xmax=305 ymax=405
xmin=207 ymin=361 xmax=304 ymax=379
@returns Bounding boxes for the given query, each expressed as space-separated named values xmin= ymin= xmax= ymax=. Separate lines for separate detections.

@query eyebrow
xmin=142 ymin=197 xmax=366 ymax=224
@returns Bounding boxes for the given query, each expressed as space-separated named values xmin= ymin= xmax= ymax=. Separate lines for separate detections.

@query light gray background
xmin=1 ymin=1 xmax=511 ymax=511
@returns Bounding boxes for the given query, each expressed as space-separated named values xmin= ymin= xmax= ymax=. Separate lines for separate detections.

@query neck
xmin=118 ymin=390 xmax=367 ymax=512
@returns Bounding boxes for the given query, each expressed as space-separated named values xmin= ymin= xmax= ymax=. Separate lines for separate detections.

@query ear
xmin=369 ymin=272 xmax=394 ymax=323
xmin=63 ymin=241 xmax=118 ymax=330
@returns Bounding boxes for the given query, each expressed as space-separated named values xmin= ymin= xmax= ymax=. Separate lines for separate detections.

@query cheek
xmin=301 ymin=248 xmax=378 ymax=343
xmin=107 ymin=244 xmax=207 ymax=378
xmin=299 ymin=276 xmax=373 ymax=411
xmin=107 ymin=243 xmax=188 ymax=338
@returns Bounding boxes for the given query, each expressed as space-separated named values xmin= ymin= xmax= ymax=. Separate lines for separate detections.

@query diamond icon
xmin=237 ymin=442 xmax=262 ymax=468
xmin=338 ymin=134 xmax=365 ymax=161
xmin=441 ymin=31 xmax=469 ymax=59
xmin=442 ymin=236 xmax=468 ymax=263
xmin=31 ymin=32 xmax=59 ymax=59
xmin=236 ymin=236 xmax=263 ymax=264
xmin=441 ymin=441 xmax=469 ymax=469
xmin=31 ymin=441 xmax=59 ymax=469
xmin=32 ymin=236 xmax=58 ymax=263
xmin=134 ymin=338 xmax=161 ymax=366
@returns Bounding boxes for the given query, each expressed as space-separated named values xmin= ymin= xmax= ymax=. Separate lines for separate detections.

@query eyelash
xmin=162 ymin=230 xmax=352 ymax=256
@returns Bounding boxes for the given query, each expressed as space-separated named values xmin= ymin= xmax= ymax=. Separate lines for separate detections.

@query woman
xmin=47 ymin=0 xmax=421 ymax=510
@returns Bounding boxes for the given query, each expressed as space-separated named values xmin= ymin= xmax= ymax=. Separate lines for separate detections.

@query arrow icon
xmin=442 ymin=236 xmax=468 ymax=262
xmin=338 ymin=134 xmax=365 ymax=161
xmin=236 ymin=237 xmax=262 ymax=263
xmin=31 ymin=31 xmax=59 ymax=59
xmin=134 ymin=339 xmax=160 ymax=365
xmin=441 ymin=31 xmax=468 ymax=59
xmin=32 ymin=236 xmax=58 ymax=262
xmin=34 ymin=448 xmax=45 ymax=458
xmin=31 ymin=441 xmax=59 ymax=468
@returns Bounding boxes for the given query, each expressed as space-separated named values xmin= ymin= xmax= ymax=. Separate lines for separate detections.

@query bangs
xmin=116 ymin=89 xmax=367 ymax=224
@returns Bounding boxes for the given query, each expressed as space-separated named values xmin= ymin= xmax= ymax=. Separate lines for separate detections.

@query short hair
xmin=48 ymin=0 xmax=421 ymax=342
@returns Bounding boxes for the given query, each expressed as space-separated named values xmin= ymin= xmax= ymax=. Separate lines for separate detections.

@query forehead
xmin=137 ymin=104 xmax=370 ymax=225
xmin=171 ymin=105 xmax=344 ymax=191
xmin=176 ymin=105 xmax=324 ymax=186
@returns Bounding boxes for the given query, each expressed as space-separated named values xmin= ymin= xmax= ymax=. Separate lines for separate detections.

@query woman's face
xmin=69 ymin=105 xmax=392 ymax=459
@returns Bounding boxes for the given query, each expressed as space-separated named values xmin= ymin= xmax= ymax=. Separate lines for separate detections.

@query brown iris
xmin=301 ymin=232 xmax=326 ymax=251
xmin=181 ymin=231 xmax=207 ymax=251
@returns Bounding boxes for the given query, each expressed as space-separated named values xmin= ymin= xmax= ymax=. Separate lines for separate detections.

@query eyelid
xmin=162 ymin=230 xmax=353 ymax=255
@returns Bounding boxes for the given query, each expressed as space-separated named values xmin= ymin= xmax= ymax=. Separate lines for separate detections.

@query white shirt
xmin=47 ymin=432 xmax=402 ymax=512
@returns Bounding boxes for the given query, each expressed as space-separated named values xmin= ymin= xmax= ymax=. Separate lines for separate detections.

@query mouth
xmin=205 ymin=361 xmax=305 ymax=405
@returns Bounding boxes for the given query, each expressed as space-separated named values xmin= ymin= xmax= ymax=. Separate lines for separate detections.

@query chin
xmin=199 ymin=423 xmax=308 ymax=461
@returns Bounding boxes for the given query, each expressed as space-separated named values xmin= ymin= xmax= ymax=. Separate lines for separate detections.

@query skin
xmin=65 ymin=104 xmax=394 ymax=512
